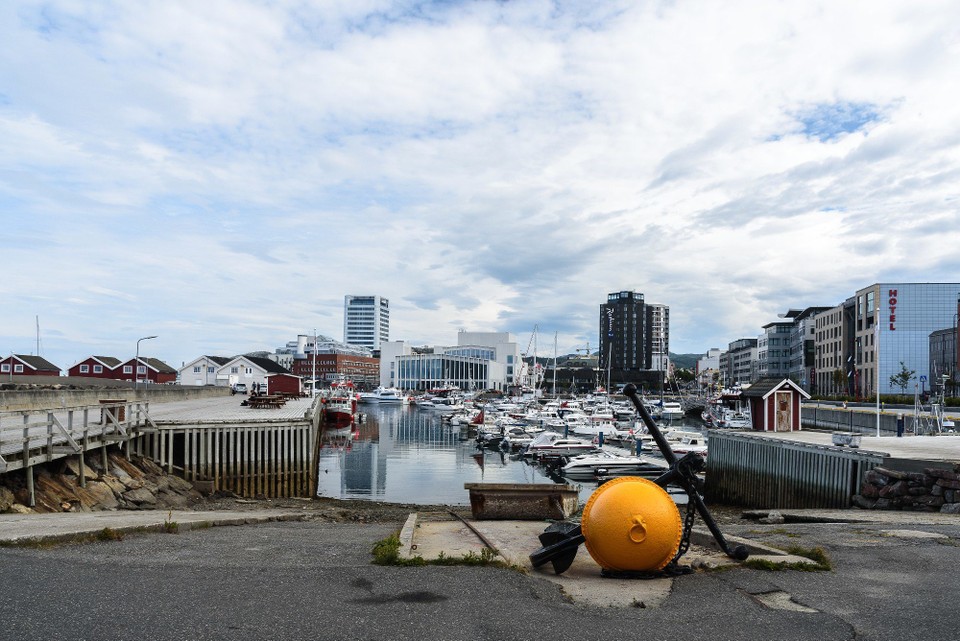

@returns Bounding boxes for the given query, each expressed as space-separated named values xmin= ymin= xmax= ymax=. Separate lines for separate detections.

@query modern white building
xmin=379 ymin=330 xmax=520 ymax=392
xmin=344 ymin=295 xmax=389 ymax=352
xmin=648 ymin=303 xmax=670 ymax=372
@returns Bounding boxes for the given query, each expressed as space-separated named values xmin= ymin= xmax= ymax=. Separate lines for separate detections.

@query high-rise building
xmin=599 ymin=291 xmax=670 ymax=386
xmin=344 ymin=295 xmax=389 ymax=352
xmin=600 ymin=290 xmax=647 ymax=377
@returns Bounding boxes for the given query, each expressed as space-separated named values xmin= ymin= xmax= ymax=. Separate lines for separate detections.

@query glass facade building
xmin=858 ymin=283 xmax=960 ymax=395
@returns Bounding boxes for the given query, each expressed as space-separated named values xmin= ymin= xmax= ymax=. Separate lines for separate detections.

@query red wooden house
xmin=0 ymin=354 xmax=61 ymax=377
xmin=115 ymin=357 xmax=178 ymax=384
xmin=68 ymin=356 xmax=122 ymax=379
xmin=741 ymin=378 xmax=811 ymax=432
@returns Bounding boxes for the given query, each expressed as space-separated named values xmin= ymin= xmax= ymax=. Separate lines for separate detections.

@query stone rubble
xmin=0 ymin=451 xmax=204 ymax=514
xmin=854 ymin=463 xmax=960 ymax=514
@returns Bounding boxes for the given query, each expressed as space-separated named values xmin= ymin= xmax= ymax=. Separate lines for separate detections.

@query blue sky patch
xmin=797 ymin=101 xmax=881 ymax=142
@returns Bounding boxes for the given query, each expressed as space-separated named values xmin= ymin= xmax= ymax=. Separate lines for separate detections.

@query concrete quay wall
xmin=0 ymin=384 xmax=229 ymax=412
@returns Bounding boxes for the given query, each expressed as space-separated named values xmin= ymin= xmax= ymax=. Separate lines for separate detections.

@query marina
xmin=315 ymin=402 xmax=699 ymax=506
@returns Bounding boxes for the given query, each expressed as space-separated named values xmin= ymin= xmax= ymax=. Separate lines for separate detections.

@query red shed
xmin=265 ymin=373 xmax=303 ymax=396
xmin=741 ymin=378 xmax=811 ymax=432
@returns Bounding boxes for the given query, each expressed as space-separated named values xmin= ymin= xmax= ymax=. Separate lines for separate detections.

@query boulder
xmin=852 ymin=494 xmax=877 ymax=509
xmin=874 ymin=466 xmax=909 ymax=481
xmin=63 ymin=456 xmax=99 ymax=482
xmin=941 ymin=503 xmax=960 ymax=514
xmin=935 ymin=478 xmax=960 ymax=490
xmin=925 ymin=467 xmax=960 ymax=481
xmin=6 ymin=503 xmax=34 ymax=514
xmin=865 ymin=470 xmax=889 ymax=487
xmin=77 ymin=481 xmax=120 ymax=511
xmin=0 ymin=486 xmax=15 ymax=512
xmin=861 ymin=483 xmax=880 ymax=498
xmin=121 ymin=487 xmax=157 ymax=507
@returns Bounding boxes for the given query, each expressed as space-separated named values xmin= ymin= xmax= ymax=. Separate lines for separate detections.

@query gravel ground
xmin=191 ymin=492 xmax=749 ymax=526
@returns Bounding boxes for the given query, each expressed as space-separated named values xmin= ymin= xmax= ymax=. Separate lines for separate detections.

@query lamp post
xmin=135 ymin=335 xmax=158 ymax=388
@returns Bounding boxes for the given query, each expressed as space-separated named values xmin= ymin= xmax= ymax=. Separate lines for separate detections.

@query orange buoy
xmin=580 ymin=476 xmax=683 ymax=572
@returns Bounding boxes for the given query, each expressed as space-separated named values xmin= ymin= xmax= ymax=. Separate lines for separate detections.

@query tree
xmin=889 ymin=361 xmax=916 ymax=394
xmin=831 ymin=369 xmax=848 ymax=395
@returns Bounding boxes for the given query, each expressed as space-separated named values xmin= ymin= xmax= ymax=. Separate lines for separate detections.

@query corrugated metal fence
xmin=706 ymin=431 xmax=885 ymax=509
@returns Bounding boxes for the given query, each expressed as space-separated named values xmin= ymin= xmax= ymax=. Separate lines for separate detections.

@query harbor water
xmin=315 ymin=404 xmax=705 ymax=506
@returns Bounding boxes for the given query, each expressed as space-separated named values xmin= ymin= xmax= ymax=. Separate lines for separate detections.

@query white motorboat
xmin=561 ymin=450 xmax=652 ymax=475
xmin=659 ymin=402 xmax=685 ymax=421
xmin=670 ymin=435 xmax=708 ymax=457
xmin=524 ymin=431 xmax=596 ymax=458
xmin=358 ymin=387 xmax=408 ymax=404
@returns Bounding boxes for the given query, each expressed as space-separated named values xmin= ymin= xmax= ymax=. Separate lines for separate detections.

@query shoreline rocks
xmin=0 ymin=450 xmax=205 ymax=514
xmin=854 ymin=464 xmax=960 ymax=514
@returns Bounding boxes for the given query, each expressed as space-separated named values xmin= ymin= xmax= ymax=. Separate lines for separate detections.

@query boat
xmin=322 ymin=378 xmax=357 ymax=427
xmin=561 ymin=450 xmax=655 ymax=476
xmin=523 ymin=431 xmax=596 ymax=459
xmin=358 ymin=386 xmax=407 ymax=404
xmin=670 ymin=434 xmax=708 ymax=457
xmin=659 ymin=401 xmax=685 ymax=421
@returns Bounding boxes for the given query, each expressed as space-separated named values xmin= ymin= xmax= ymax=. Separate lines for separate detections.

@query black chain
xmin=669 ymin=492 xmax=698 ymax=567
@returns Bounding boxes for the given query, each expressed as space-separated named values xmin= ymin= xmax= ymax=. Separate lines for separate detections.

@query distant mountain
xmin=669 ymin=352 xmax=699 ymax=369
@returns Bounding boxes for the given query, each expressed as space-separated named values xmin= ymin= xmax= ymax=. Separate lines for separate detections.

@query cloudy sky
xmin=2 ymin=1 xmax=959 ymax=371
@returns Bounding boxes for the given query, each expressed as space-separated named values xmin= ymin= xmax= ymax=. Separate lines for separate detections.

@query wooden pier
xmin=1 ymin=395 xmax=323 ymax=505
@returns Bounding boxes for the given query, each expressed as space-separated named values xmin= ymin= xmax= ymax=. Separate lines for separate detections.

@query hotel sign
xmin=888 ymin=289 xmax=898 ymax=331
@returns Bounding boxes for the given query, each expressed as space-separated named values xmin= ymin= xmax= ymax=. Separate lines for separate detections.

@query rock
xmin=874 ymin=498 xmax=892 ymax=510
xmin=907 ymin=486 xmax=930 ymax=496
xmin=852 ymin=494 xmax=877 ymax=509
xmin=925 ymin=467 xmax=960 ymax=481
xmin=166 ymin=475 xmax=195 ymax=493
xmin=135 ymin=456 xmax=164 ymax=476
xmin=109 ymin=454 xmax=145 ymax=480
xmin=0 ymin=486 xmax=15 ymax=512
xmin=945 ymin=489 xmax=956 ymax=503
xmin=907 ymin=472 xmax=927 ymax=484
xmin=861 ymin=483 xmax=880 ymax=498
xmin=915 ymin=495 xmax=946 ymax=507
xmin=758 ymin=511 xmax=785 ymax=524
xmin=6 ymin=503 xmax=34 ymax=514
xmin=63 ymin=456 xmax=99 ymax=482
xmin=865 ymin=470 xmax=890 ymax=486
xmin=874 ymin=466 xmax=909 ymax=481
xmin=121 ymin=487 xmax=157 ymax=506
xmin=936 ymin=478 xmax=960 ymax=490
xmin=77 ymin=481 xmax=120 ymax=511
xmin=155 ymin=489 xmax=192 ymax=510
xmin=931 ymin=484 xmax=945 ymax=496
xmin=100 ymin=475 xmax=128 ymax=495
xmin=941 ymin=503 xmax=960 ymax=514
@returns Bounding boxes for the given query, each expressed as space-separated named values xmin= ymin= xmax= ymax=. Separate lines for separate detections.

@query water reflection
xmin=315 ymin=404 xmax=704 ymax=506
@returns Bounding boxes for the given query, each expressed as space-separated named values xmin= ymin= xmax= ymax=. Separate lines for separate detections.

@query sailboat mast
xmin=552 ymin=331 xmax=557 ymax=397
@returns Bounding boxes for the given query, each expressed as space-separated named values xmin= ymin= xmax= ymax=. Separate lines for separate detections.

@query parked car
xmin=233 ymin=383 xmax=247 ymax=394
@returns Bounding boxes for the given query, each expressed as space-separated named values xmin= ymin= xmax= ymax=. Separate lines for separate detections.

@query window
xmin=80 ymin=364 xmax=90 ymax=373
xmin=207 ymin=366 xmax=215 ymax=373
xmin=14 ymin=364 xmax=24 ymax=373
xmin=137 ymin=365 xmax=146 ymax=374
xmin=231 ymin=367 xmax=239 ymax=374
xmin=123 ymin=365 xmax=133 ymax=374
xmin=194 ymin=366 xmax=201 ymax=373
xmin=0 ymin=364 xmax=8 ymax=373
xmin=93 ymin=365 xmax=103 ymax=373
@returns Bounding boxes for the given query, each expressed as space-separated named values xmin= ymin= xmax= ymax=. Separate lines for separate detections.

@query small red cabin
xmin=741 ymin=378 xmax=811 ymax=432
xmin=68 ymin=356 xmax=122 ymax=379
xmin=265 ymin=373 xmax=303 ymax=396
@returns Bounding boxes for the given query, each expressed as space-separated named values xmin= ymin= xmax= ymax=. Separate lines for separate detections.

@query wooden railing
xmin=0 ymin=401 xmax=156 ymax=505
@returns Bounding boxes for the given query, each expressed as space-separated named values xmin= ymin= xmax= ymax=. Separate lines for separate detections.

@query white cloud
xmin=2 ymin=0 xmax=960 ymax=371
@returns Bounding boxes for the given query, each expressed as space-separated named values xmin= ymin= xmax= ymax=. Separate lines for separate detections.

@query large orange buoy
xmin=580 ymin=476 xmax=683 ymax=573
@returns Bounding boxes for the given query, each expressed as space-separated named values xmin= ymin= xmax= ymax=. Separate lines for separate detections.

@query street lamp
xmin=135 ymin=335 xmax=158 ymax=388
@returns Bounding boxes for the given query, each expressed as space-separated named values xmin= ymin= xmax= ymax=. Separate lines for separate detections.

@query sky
xmin=2 ymin=1 xmax=960 ymax=372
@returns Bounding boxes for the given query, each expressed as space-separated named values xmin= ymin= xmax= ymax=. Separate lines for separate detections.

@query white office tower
xmin=344 ymin=295 xmax=390 ymax=352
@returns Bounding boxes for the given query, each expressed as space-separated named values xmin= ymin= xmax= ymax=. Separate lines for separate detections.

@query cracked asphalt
xmin=2 ymin=510 xmax=959 ymax=640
